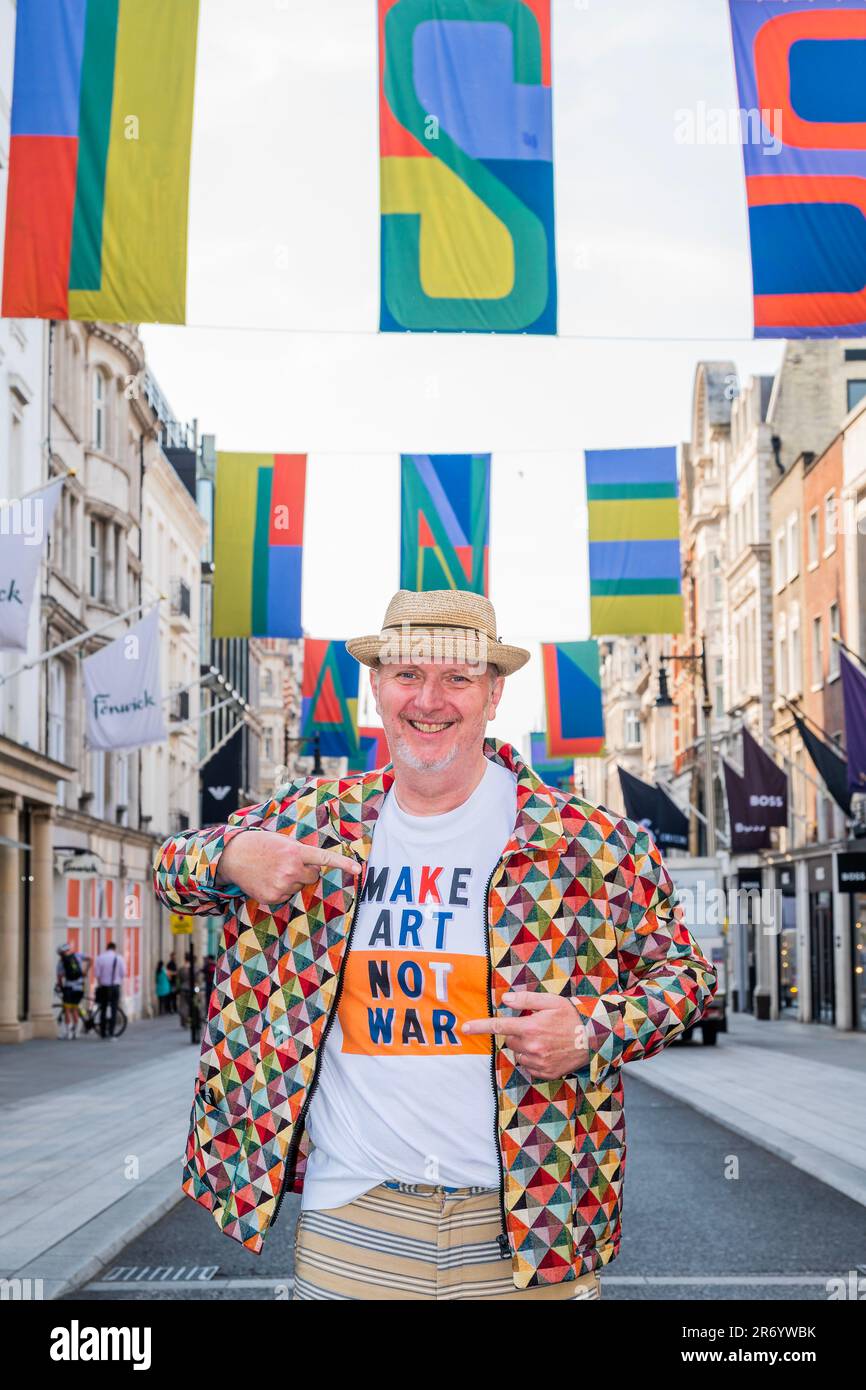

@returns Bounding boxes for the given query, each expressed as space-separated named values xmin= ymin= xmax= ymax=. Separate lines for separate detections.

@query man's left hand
xmin=462 ymin=991 xmax=590 ymax=1079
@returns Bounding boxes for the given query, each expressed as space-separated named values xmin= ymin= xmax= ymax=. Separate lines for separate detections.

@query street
xmin=61 ymin=1065 xmax=866 ymax=1303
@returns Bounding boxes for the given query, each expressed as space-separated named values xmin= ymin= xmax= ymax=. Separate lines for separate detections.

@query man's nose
xmin=412 ymin=678 xmax=444 ymax=712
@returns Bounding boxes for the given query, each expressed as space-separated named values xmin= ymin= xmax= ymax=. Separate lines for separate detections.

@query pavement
xmin=2 ymin=1006 xmax=865 ymax=1299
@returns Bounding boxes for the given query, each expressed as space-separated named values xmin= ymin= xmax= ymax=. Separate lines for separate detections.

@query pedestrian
xmin=155 ymin=959 xmax=171 ymax=1015
xmin=165 ymin=955 xmax=178 ymax=1013
xmin=153 ymin=590 xmax=717 ymax=1301
xmin=56 ymin=943 xmax=92 ymax=1040
xmin=203 ymin=953 xmax=216 ymax=1000
xmin=94 ymin=940 xmax=125 ymax=1038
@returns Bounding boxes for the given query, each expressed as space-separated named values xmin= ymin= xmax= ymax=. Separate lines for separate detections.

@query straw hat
xmin=346 ymin=590 xmax=530 ymax=676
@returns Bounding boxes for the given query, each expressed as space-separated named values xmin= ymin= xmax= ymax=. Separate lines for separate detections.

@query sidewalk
xmin=630 ymin=1011 xmax=866 ymax=1210
xmin=3 ymin=1008 xmax=865 ymax=1299
xmin=0 ymin=1013 xmax=200 ymax=1300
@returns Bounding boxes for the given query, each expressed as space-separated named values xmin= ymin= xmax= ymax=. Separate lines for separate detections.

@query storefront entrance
xmin=809 ymin=890 xmax=835 ymax=1025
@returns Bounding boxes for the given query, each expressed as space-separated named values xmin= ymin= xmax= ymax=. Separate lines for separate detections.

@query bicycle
xmin=54 ymin=988 xmax=128 ymax=1039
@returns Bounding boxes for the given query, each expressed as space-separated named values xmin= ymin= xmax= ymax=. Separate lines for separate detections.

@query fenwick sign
xmin=82 ymin=609 xmax=167 ymax=752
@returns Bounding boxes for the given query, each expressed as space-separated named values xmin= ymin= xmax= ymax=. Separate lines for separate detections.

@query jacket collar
xmin=325 ymin=737 xmax=567 ymax=857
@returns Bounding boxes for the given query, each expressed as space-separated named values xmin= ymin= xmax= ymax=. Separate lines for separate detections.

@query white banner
xmin=0 ymin=479 xmax=63 ymax=651
xmin=83 ymin=606 xmax=167 ymax=750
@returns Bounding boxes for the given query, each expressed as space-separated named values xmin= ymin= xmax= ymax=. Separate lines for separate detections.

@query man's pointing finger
xmin=300 ymin=846 xmax=362 ymax=875
xmin=461 ymin=1016 xmax=530 ymax=1038
xmin=501 ymin=990 xmax=564 ymax=1011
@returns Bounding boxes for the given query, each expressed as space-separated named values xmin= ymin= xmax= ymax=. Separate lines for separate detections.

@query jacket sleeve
xmin=571 ymin=825 xmax=717 ymax=1087
xmin=151 ymin=793 xmax=287 ymax=917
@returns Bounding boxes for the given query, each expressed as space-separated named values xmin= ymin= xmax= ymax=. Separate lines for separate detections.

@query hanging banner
xmin=346 ymin=726 xmax=392 ymax=773
xmin=379 ymin=0 xmax=556 ymax=334
xmin=617 ymin=766 xmax=689 ymax=852
xmin=741 ymin=727 xmax=788 ymax=825
xmin=0 ymin=479 xmax=63 ymax=651
xmin=728 ymin=0 xmax=866 ymax=339
xmin=2 ymin=0 xmax=199 ymax=322
xmin=791 ymin=711 xmax=851 ymax=815
xmin=400 ymin=453 xmax=490 ymax=594
xmin=200 ymin=725 xmax=244 ymax=824
xmin=840 ymin=651 xmax=866 ymax=796
xmin=301 ymin=638 xmax=361 ymax=759
xmin=541 ymin=641 xmax=605 ymax=757
xmin=528 ymin=731 xmax=575 ymax=790
xmin=83 ymin=606 xmax=167 ymax=751
xmin=212 ymin=453 xmax=306 ymax=639
xmin=722 ymin=759 xmax=772 ymax=852
xmin=585 ymin=447 xmax=683 ymax=635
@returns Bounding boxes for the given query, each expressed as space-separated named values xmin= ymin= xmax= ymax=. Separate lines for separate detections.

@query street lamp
xmin=656 ymin=637 xmax=716 ymax=857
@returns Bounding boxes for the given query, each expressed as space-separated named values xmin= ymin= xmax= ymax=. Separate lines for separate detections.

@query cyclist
xmin=56 ymin=943 xmax=92 ymax=1040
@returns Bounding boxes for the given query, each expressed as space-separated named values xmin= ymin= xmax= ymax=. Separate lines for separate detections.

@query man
xmin=93 ymin=940 xmax=125 ymax=1039
xmin=153 ymin=590 xmax=716 ymax=1301
xmin=56 ymin=944 xmax=91 ymax=1040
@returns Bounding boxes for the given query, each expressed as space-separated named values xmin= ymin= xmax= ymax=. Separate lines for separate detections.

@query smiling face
xmin=371 ymin=661 xmax=505 ymax=775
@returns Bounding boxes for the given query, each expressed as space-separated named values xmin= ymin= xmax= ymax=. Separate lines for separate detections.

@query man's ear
xmin=488 ymin=669 xmax=505 ymax=718
xmin=369 ymin=666 xmax=381 ymax=715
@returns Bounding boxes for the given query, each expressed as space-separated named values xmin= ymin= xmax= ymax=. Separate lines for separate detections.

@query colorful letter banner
xmin=586 ymin=446 xmax=683 ymax=635
xmin=212 ymin=454 xmax=306 ymax=639
xmin=728 ymin=0 xmax=866 ymax=338
xmin=400 ymin=453 xmax=490 ymax=594
xmin=347 ymin=726 xmax=392 ymax=774
xmin=378 ymin=0 xmax=556 ymax=333
xmin=528 ymin=731 xmax=575 ymax=790
xmin=2 ymin=0 xmax=199 ymax=323
xmin=301 ymin=639 xmax=361 ymax=759
xmin=541 ymin=642 xmax=605 ymax=758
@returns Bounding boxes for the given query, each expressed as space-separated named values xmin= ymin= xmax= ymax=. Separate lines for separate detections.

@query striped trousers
xmin=292 ymin=1181 xmax=602 ymax=1301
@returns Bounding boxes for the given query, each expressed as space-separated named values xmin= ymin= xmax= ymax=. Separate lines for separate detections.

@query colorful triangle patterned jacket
xmin=152 ymin=738 xmax=717 ymax=1291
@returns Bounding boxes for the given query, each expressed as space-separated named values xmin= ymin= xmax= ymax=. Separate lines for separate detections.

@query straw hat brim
xmin=346 ymin=632 xmax=530 ymax=676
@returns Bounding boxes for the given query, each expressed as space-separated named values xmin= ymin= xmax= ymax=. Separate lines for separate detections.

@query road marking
xmin=102 ymin=1265 xmax=219 ymax=1282
xmin=83 ymin=1273 xmax=840 ymax=1293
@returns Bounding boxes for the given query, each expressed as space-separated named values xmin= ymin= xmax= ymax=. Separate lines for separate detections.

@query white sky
xmin=141 ymin=0 xmax=785 ymax=746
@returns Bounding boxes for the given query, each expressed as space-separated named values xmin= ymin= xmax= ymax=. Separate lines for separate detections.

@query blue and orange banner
xmin=347 ymin=726 xmax=392 ymax=774
xmin=541 ymin=642 xmax=605 ymax=758
xmin=1 ymin=0 xmax=199 ymax=322
xmin=378 ymin=0 xmax=555 ymax=333
xmin=586 ymin=446 xmax=683 ymax=635
xmin=728 ymin=0 xmax=866 ymax=338
xmin=528 ymin=731 xmax=576 ymax=790
xmin=212 ymin=454 xmax=306 ymax=639
xmin=301 ymin=639 xmax=361 ymax=760
xmin=400 ymin=453 xmax=490 ymax=594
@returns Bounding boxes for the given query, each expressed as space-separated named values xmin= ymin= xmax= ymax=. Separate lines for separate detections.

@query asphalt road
xmin=64 ymin=1069 xmax=866 ymax=1302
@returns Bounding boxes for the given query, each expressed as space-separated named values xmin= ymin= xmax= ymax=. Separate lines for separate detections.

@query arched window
xmin=93 ymin=370 xmax=106 ymax=451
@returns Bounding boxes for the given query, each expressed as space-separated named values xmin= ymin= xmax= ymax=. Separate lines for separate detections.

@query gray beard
xmin=391 ymin=728 xmax=462 ymax=774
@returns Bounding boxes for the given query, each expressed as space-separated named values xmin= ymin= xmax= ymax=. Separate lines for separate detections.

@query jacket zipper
xmin=271 ymin=862 xmax=364 ymax=1230
xmin=484 ymin=862 xmax=511 ymax=1259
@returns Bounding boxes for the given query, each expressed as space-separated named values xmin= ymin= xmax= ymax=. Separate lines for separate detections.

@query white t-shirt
xmin=301 ymin=759 xmax=518 ymax=1212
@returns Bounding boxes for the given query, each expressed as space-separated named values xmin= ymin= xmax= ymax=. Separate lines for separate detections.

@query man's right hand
xmin=215 ymin=831 xmax=361 ymax=904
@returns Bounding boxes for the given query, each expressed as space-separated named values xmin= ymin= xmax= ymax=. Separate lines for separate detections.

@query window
xmin=262 ymin=668 xmax=273 ymax=696
xmin=807 ymin=509 xmax=819 ymax=567
xmin=714 ymin=656 xmax=725 ymax=718
xmin=811 ymin=615 xmax=823 ymax=688
xmin=48 ymin=660 xmax=67 ymax=807
xmin=89 ymin=749 xmax=106 ymax=819
xmin=115 ymin=754 xmax=129 ymax=827
xmin=829 ymin=603 xmax=841 ymax=680
xmin=624 ymin=710 xmax=641 ymax=747
xmin=92 ymin=370 xmax=106 ymax=451
xmin=789 ymin=610 xmax=802 ymax=696
xmin=824 ymin=491 xmax=837 ymax=555
xmin=786 ymin=513 xmax=800 ymax=582
xmin=710 ymin=551 xmax=722 ymax=604
xmin=847 ymin=379 xmax=866 ymax=413
xmin=88 ymin=517 xmax=102 ymax=599
xmin=774 ymin=529 xmax=786 ymax=591
xmin=264 ymin=729 xmax=274 ymax=761
xmin=776 ymin=618 xmax=787 ymax=696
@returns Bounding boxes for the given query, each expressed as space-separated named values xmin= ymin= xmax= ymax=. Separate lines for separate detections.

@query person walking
xmin=56 ymin=944 xmax=92 ymax=1040
xmin=153 ymin=590 xmax=717 ymax=1301
xmin=94 ymin=940 xmax=125 ymax=1038
xmin=165 ymin=955 xmax=178 ymax=1013
xmin=155 ymin=960 xmax=171 ymax=1015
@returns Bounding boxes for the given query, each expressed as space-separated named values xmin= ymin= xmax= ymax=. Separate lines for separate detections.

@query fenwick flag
xmin=0 ymin=479 xmax=62 ymax=650
xmin=741 ymin=727 xmax=788 ymax=826
xmin=723 ymin=760 xmax=771 ymax=852
xmin=791 ymin=712 xmax=851 ymax=817
xmin=840 ymin=651 xmax=866 ymax=798
xmin=617 ymin=766 xmax=689 ymax=852
xmin=83 ymin=606 xmax=167 ymax=751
